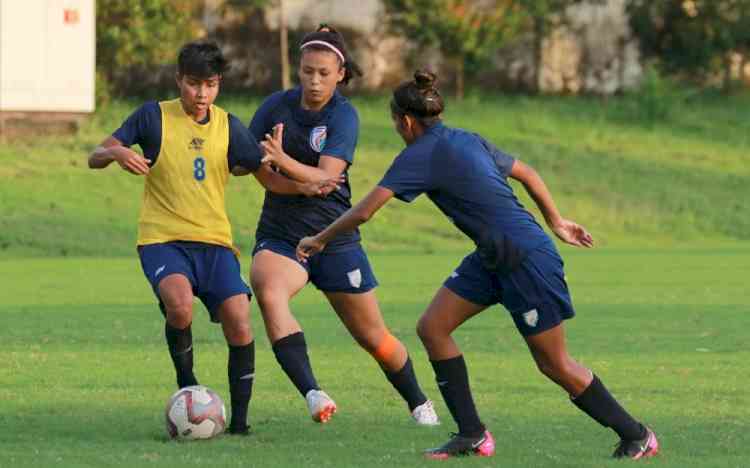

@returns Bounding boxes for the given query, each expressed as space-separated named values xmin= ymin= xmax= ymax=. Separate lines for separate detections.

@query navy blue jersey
xmin=113 ymin=101 xmax=262 ymax=172
xmin=378 ymin=123 xmax=552 ymax=272
xmin=249 ymin=87 xmax=360 ymax=251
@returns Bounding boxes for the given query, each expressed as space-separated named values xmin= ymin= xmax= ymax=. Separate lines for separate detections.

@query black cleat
xmin=612 ymin=427 xmax=659 ymax=460
xmin=424 ymin=430 xmax=495 ymax=459
xmin=227 ymin=424 xmax=251 ymax=436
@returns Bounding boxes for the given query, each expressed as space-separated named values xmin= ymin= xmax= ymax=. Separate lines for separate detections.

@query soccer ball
xmin=165 ymin=385 xmax=226 ymax=440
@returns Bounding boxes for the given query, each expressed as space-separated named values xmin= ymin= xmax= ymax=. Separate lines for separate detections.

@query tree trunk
xmin=455 ymin=57 xmax=465 ymax=100
xmin=279 ymin=0 xmax=291 ymax=90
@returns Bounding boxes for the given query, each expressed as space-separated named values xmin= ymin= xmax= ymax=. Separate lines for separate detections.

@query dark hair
xmin=177 ymin=41 xmax=229 ymax=79
xmin=391 ymin=70 xmax=444 ymax=127
xmin=299 ymin=24 xmax=362 ymax=85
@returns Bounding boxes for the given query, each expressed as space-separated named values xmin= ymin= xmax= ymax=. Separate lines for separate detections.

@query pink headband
xmin=300 ymin=40 xmax=346 ymax=64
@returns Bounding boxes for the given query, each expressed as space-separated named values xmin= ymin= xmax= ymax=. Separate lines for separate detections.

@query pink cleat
xmin=424 ymin=430 xmax=495 ymax=459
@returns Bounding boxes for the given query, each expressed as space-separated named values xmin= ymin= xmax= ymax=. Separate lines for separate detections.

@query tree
xmin=627 ymin=0 xmax=750 ymax=91
xmin=97 ymin=0 xmax=197 ymax=100
xmin=383 ymin=0 xmax=524 ymax=99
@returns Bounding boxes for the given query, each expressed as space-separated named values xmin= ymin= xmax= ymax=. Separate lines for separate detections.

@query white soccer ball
xmin=165 ymin=385 xmax=226 ymax=440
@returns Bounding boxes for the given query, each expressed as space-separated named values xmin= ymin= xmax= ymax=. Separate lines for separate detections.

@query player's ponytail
xmin=390 ymin=69 xmax=444 ymax=127
xmin=299 ymin=24 xmax=362 ymax=86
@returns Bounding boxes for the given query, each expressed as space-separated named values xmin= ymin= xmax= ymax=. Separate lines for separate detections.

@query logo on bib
xmin=309 ymin=126 xmax=327 ymax=153
xmin=523 ymin=309 xmax=539 ymax=328
xmin=347 ymin=269 xmax=362 ymax=288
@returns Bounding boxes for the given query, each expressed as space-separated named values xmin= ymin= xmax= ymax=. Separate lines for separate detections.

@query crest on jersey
xmin=188 ymin=137 xmax=205 ymax=150
xmin=523 ymin=309 xmax=539 ymax=328
xmin=309 ymin=126 xmax=327 ymax=153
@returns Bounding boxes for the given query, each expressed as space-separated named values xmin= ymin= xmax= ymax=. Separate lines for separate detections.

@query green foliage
xmin=382 ymin=0 xmax=524 ymax=97
xmin=96 ymin=0 xmax=197 ymax=100
xmin=627 ymin=0 xmax=750 ymax=87
xmin=628 ymin=65 xmax=683 ymax=125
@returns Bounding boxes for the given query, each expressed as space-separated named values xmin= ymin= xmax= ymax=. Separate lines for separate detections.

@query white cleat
xmin=305 ymin=389 xmax=337 ymax=423
xmin=412 ymin=399 xmax=440 ymax=426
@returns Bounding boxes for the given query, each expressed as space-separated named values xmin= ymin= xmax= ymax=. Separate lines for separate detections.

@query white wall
xmin=0 ymin=0 xmax=95 ymax=112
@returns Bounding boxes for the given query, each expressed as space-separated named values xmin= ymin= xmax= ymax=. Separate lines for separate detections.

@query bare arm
xmin=509 ymin=160 xmax=593 ymax=248
xmin=88 ymin=136 xmax=151 ymax=175
xmin=296 ymin=186 xmax=395 ymax=260
xmin=252 ymin=164 xmax=342 ymax=196
xmin=260 ymin=123 xmax=347 ymax=182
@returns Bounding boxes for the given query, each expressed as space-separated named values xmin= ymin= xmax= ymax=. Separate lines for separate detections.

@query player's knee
xmin=253 ymin=283 xmax=287 ymax=308
xmin=225 ymin=321 xmax=252 ymax=345
xmin=164 ymin=301 xmax=193 ymax=329
xmin=365 ymin=331 xmax=400 ymax=364
xmin=416 ymin=315 xmax=440 ymax=343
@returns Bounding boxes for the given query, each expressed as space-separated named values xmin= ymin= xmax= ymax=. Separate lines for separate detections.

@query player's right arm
xmin=89 ymin=102 xmax=160 ymax=175
xmin=88 ymin=136 xmax=151 ymax=174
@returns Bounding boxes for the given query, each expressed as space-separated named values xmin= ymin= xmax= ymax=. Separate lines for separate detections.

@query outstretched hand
xmin=297 ymin=236 xmax=326 ymax=262
xmin=551 ymin=219 xmax=594 ymax=248
xmin=260 ymin=123 xmax=285 ymax=166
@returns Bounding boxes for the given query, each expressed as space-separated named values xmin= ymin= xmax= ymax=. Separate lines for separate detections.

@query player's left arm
xmin=229 ymin=116 xmax=342 ymax=196
xmin=509 ymin=160 xmax=593 ymax=248
xmin=252 ymin=165 xmax=343 ymax=197
xmin=260 ymin=124 xmax=348 ymax=182
xmin=297 ymin=186 xmax=394 ymax=260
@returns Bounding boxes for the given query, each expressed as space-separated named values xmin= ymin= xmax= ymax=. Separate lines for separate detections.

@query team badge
xmin=347 ymin=269 xmax=362 ymax=288
xmin=309 ymin=126 xmax=327 ymax=152
xmin=523 ymin=309 xmax=539 ymax=327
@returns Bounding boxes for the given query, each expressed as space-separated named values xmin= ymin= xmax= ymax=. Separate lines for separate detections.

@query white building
xmin=0 ymin=0 xmax=95 ymax=136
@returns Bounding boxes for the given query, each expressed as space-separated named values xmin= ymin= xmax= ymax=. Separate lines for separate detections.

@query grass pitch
xmin=1 ymin=247 xmax=748 ymax=467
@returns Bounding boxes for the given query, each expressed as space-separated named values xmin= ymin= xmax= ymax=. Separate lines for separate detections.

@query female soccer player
xmin=297 ymin=70 xmax=659 ymax=460
xmin=88 ymin=41 xmax=337 ymax=435
xmin=248 ymin=25 xmax=438 ymax=426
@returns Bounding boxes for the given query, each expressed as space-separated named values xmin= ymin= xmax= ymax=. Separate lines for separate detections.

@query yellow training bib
xmin=137 ymin=99 xmax=237 ymax=254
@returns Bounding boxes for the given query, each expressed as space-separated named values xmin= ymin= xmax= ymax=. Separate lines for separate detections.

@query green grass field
xmin=1 ymin=248 xmax=748 ymax=467
xmin=1 ymin=92 xmax=749 ymax=466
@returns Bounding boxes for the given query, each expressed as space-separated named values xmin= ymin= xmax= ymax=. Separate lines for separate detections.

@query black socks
xmin=272 ymin=331 xmax=320 ymax=397
xmin=572 ymin=375 xmax=646 ymax=441
xmin=431 ymin=355 xmax=485 ymax=438
xmin=228 ymin=341 xmax=255 ymax=432
xmin=165 ymin=322 xmax=198 ymax=389
xmin=384 ymin=356 xmax=428 ymax=412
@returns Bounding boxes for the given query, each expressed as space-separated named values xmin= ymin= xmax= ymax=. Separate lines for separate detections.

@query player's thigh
xmin=217 ymin=293 xmax=253 ymax=346
xmin=418 ymin=286 xmax=488 ymax=338
xmin=325 ymin=290 xmax=388 ymax=346
xmin=250 ymin=248 xmax=308 ymax=300
xmin=250 ymin=246 xmax=309 ymax=339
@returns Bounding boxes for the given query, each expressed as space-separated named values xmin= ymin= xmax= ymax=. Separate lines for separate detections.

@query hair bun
xmin=414 ymin=70 xmax=436 ymax=90
xmin=317 ymin=23 xmax=335 ymax=34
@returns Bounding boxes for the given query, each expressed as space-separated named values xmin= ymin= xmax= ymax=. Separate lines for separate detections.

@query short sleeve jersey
xmin=378 ymin=123 xmax=552 ymax=272
xmin=113 ymin=101 xmax=262 ymax=171
xmin=249 ymin=87 xmax=360 ymax=251
xmin=112 ymin=100 xmax=262 ymax=251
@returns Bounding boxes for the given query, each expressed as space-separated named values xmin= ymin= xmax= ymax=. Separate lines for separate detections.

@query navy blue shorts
xmin=138 ymin=241 xmax=251 ymax=323
xmin=444 ymin=244 xmax=575 ymax=336
xmin=253 ymin=239 xmax=378 ymax=294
